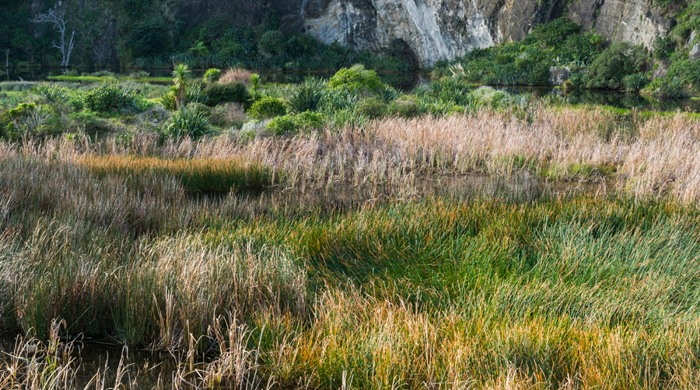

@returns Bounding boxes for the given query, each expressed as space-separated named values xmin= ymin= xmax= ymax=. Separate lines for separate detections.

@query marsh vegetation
xmin=3 ymin=59 xmax=700 ymax=389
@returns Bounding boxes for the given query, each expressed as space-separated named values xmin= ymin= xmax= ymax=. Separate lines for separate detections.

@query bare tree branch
xmin=32 ymin=4 xmax=76 ymax=68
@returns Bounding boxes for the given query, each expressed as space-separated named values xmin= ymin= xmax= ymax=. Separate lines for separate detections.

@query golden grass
xmin=219 ymin=68 xmax=253 ymax=85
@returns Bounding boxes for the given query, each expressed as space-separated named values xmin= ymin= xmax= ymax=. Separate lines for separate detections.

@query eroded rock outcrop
xmin=297 ymin=0 xmax=674 ymax=66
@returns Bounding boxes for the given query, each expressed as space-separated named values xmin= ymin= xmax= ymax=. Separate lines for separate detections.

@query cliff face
xmin=292 ymin=0 xmax=676 ymax=66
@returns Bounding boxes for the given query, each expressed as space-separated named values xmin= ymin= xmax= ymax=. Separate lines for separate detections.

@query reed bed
xmin=2 ymin=107 xmax=700 ymax=388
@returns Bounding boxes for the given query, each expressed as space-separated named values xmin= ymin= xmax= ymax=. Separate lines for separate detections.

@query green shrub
xmin=266 ymin=111 xmax=325 ymax=135
xmin=83 ymin=84 xmax=147 ymax=113
xmin=668 ymin=59 xmax=700 ymax=90
xmin=126 ymin=18 xmax=173 ymax=58
xmin=288 ymin=78 xmax=324 ymax=113
xmin=248 ymin=97 xmax=287 ymax=120
xmin=653 ymin=35 xmax=676 ymax=60
xmin=32 ymin=84 xmax=69 ymax=104
xmin=162 ymin=105 xmax=210 ymax=139
xmin=328 ymin=64 xmax=385 ymax=95
xmin=389 ymin=98 xmax=419 ymax=118
xmin=258 ymin=30 xmax=286 ymax=56
xmin=585 ymin=43 xmax=651 ymax=90
xmin=649 ymin=78 xmax=687 ymax=99
xmin=203 ymin=68 xmax=222 ymax=83
xmin=623 ymin=73 xmax=650 ymax=92
xmin=418 ymin=79 xmax=473 ymax=106
xmin=0 ymin=103 xmax=61 ymax=140
xmin=356 ymin=98 xmax=387 ymax=119
xmin=202 ymin=82 xmax=251 ymax=107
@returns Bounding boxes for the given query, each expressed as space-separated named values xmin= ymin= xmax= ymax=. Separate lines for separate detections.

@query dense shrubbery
xmin=162 ymin=105 xmax=210 ymax=139
xmin=266 ymin=111 xmax=325 ymax=135
xmin=437 ymin=18 xmax=605 ymax=87
xmin=0 ymin=103 xmax=61 ymax=140
xmin=202 ymin=82 xmax=252 ymax=108
xmin=83 ymin=84 xmax=149 ymax=113
xmin=328 ymin=65 xmax=386 ymax=95
xmin=203 ymin=68 xmax=222 ymax=83
xmin=585 ymin=43 xmax=651 ymax=90
xmin=249 ymin=97 xmax=288 ymax=120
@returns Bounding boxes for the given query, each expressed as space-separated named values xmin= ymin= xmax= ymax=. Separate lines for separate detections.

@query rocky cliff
xmin=288 ymin=0 xmax=676 ymax=66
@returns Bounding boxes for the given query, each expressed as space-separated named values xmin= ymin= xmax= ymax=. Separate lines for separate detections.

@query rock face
xmin=296 ymin=0 xmax=674 ymax=66
xmin=174 ymin=0 xmax=676 ymax=66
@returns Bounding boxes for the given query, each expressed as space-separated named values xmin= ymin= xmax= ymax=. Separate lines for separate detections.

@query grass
xmin=4 ymin=84 xmax=700 ymax=388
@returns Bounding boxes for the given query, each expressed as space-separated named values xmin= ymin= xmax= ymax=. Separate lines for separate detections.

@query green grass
xmin=48 ymin=75 xmax=173 ymax=84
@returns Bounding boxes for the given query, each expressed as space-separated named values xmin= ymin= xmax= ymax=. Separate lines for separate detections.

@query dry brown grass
xmin=219 ymin=68 xmax=253 ymax=85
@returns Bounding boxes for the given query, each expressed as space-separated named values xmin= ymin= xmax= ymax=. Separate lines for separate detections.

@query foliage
xmin=623 ymin=73 xmax=650 ymax=92
xmin=328 ymin=65 xmax=386 ymax=95
xmin=258 ymin=30 xmax=286 ymax=56
xmin=356 ymin=98 xmax=388 ymax=119
xmin=654 ymin=35 xmax=677 ymax=60
xmin=162 ymin=105 xmax=210 ymax=139
xmin=32 ymin=84 xmax=69 ymax=104
xmin=585 ymin=43 xmax=651 ymax=90
xmin=646 ymin=78 xmax=687 ymax=99
xmin=202 ymin=82 xmax=252 ymax=108
xmin=0 ymin=103 xmax=60 ymax=140
xmin=668 ymin=59 xmax=700 ymax=90
xmin=82 ymin=84 xmax=146 ymax=113
xmin=288 ymin=78 xmax=325 ymax=113
xmin=266 ymin=111 xmax=326 ymax=135
xmin=126 ymin=18 xmax=173 ymax=59
xmin=248 ymin=97 xmax=288 ymax=120
xmin=417 ymin=78 xmax=473 ymax=106
xmin=203 ymin=68 xmax=222 ymax=83
xmin=160 ymin=84 xmax=205 ymax=111
xmin=172 ymin=64 xmax=192 ymax=110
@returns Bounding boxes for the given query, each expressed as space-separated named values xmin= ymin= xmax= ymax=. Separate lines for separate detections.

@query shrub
xmin=248 ymin=97 xmax=287 ymax=120
xmin=266 ymin=111 xmax=325 ymax=135
xmin=126 ymin=18 xmax=173 ymax=58
xmin=202 ymin=82 xmax=251 ymax=107
xmin=585 ymin=43 xmax=651 ymax=90
xmin=0 ymin=103 xmax=60 ymax=140
xmin=389 ymin=98 xmax=419 ymax=118
xmin=653 ymin=35 xmax=676 ymax=60
xmin=418 ymin=78 xmax=473 ymax=106
xmin=32 ymin=84 xmax=68 ymax=104
xmin=82 ymin=84 xmax=147 ymax=113
xmin=288 ymin=78 xmax=324 ymax=113
xmin=204 ymin=68 xmax=222 ymax=83
xmin=623 ymin=73 xmax=650 ymax=92
xmin=356 ymin=98 xmax=388 ymax=119
xmin=648 ymin=78 xmax=686 ymax=99
xmin=162 ymin=105 xmax=210 ymax=139
xmin=210 ymin=103 xmax=247 ymax=128
xmin=668 ymin=59 xmax=700 ymax=90
xmin=258 ymin=30 xmax=286 ymax=56
xmin=328 ymin=64 xmax=385 ymax=95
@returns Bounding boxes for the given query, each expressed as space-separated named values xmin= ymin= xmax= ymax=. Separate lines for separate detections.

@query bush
xmin=328 ymin=64 xmax=385 ymax=95
xmin=32 ymin=84 xmax=68 ymax=104
xmin=258 ymin=30 xmax=286 ymax=56
xmin=248 ymin=97 xmax=287 ymax=120
xmin=647 ymin=78 xmax=686 ymax=99
xmin=288 ymin=78 xmax=324 ymax=113
xmin=389 ymin=98 xmax=419 ymax=118
xmin=0 ymin=103 xmax=60 ymax=140
xmin=418 ymin=78 xmax=473 ymax=106
xmin=653 ymin=35 xmax=676 ymax=60
xmin=126 ymin=18 xmax=173 ymax=59
xmin=219 ymin=68 xmax=253 ymax=84
xmin=203 ymin=68 xmax=222 ymax=83
xmin=162 ymin=105 xmax=210 ymax=139
xmin=83 ymin=84 xmax=147 ymax=113
xmin=585 ymin=43 xmax=651 ymax=90
xmin=202 ymin=82 xmax=251 ymax=107
xmin=266 ymin=111 xmax=325 ymax=135
xmin=210 ymin=103 xmax=247 ymax=128
xmin=623 ymin=73 xmax=650 ymax=92
xmin=356 ymin=98 xmax=387 ymax=119
xmin=668 ymin=59 xmax=700 ymax=90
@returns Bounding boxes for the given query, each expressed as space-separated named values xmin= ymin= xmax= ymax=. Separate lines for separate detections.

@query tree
xmin=32 ymin=3 xmax=75 ymax=67
xmin=172 ymin=63 xmax=192 ymax=110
